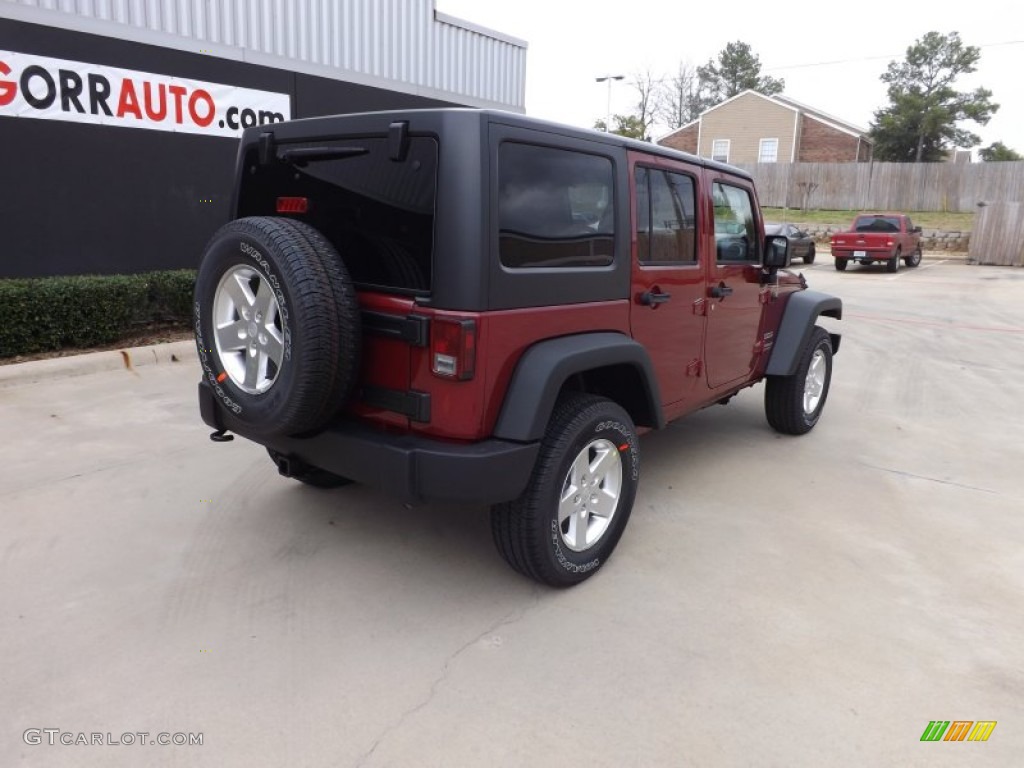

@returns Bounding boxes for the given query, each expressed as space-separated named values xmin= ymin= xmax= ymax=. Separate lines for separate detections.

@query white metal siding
xmin=2 ymin=0 xmax=527 ymax=109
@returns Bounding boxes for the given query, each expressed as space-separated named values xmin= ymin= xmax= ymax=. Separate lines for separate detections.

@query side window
xmin=635 ymin=167 xmax=651 ymax=263
xmin=635 ymin=167 xmax=697 ymax=265
xmin=713 ymin=182 xmax=758 ymax=263
xmin=905 ymin=216 xmax=914 ymax=232
xmin=498 ymin=142 xmax=614 ymax=269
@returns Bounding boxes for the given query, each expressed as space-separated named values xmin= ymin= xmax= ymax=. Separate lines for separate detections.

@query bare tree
xmin=629 ymin=69 xmax=660 ymax=141
xmin=656 ymin=61 xmax=701 ymax=129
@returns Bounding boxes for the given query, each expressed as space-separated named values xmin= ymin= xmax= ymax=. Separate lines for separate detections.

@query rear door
xmin=703 ymin=177 xmax=767 ymax=389
xmin=628 ymin=153 xmax=707 ymax=408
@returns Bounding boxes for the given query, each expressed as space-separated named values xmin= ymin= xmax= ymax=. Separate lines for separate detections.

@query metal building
xmin=0 ymin=1 xmax=527 ymax=277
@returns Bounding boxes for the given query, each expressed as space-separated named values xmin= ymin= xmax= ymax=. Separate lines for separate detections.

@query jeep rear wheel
xmin=491 ymin=394 xmax=639 ymax=587
xmin=764 ymin=326 xmax=833 ymax=435
xmin=804 ymin=244 xmax=816 ymax=264
xmin=834 ymin=258 xmax=847 ymax=271
xmin=194 ymin=216 xmax=360 ymax=437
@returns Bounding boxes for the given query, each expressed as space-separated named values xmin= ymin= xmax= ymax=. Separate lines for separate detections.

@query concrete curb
xmin=0 ymin=340 xmax=198 ymax=389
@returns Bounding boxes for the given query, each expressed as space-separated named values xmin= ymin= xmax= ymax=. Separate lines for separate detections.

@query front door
xmin=703 ymin=179 xmax=767 ymax=389
xmin=628 ymin=156 xmax=707 ymax=409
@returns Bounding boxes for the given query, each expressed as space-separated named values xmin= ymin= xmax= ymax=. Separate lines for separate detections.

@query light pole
xmin=595 ymin=75 xmax=624 ymax=132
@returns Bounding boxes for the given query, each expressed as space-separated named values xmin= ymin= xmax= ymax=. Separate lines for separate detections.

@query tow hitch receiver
xmin=274 ymin=455 xmax=294 ymax=477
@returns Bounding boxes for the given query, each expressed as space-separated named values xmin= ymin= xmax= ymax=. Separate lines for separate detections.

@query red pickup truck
xmin=830 ymin=213 xmax=923 ymax=272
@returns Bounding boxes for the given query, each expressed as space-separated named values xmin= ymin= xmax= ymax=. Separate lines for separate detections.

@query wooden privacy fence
xmin=968 ymin=203 xmax=1024 ymax=266
xmin=734 ymin=161 xmax=1024 ymax=213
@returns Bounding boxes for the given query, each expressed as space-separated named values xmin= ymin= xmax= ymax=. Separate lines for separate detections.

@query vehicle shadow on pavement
xmin=225 ymin=465 xmax=527 ymax=592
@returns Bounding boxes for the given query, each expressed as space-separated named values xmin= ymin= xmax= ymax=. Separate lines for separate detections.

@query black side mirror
xmin=763 ymin=235 xmax=791 ymax=268
xmin=912 ymin=226 xmax=922 ymax=234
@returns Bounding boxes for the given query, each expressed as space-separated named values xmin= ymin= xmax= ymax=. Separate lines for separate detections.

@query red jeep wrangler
xmin=194 ymin=109 xmax=842 ymax=586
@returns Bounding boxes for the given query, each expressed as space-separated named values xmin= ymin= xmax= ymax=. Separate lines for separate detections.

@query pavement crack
xmin=858 ymin=462 xmax=998 ymax=494
xmin=354 ymin=589 xmax=540 ymax=767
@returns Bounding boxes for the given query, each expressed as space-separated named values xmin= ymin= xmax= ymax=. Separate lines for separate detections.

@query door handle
xmin=639 ymin=290 xmax=672 ymax=306
xmin=710 ymin=283 xmax=733 ymax=299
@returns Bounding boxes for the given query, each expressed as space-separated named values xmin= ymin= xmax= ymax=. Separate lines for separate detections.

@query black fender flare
xmin=766 ymin=290 xmax=843 ymax=376
xmin=493 ymin=333 xmax=664 ymax=442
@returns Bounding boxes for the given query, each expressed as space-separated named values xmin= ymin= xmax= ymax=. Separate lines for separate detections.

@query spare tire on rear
xmin=193 ymin=216 xmax=360 ymax=437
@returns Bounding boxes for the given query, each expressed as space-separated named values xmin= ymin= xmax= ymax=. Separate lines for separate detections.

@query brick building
xmin=658 ymin=90 xmax=872 ymax=164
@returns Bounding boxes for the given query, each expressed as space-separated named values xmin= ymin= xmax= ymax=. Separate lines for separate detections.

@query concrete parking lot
xmin=2 ymin=259 xmax=1022 ymax=767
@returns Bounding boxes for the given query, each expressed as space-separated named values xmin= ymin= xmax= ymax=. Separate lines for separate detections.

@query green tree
xmin=593 ymin=115 xmax=647 ymax=140
xmin=979 ymin=141 xmax=1023 ymax=161
xmin=695 ymin=41 xmax=784 ymax=110
xmin=870 ymin=31 xmax=998 ymax=162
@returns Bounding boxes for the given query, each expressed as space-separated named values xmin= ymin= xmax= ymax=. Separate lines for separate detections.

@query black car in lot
xmin=765 ymin=223 xmax=815 ymax=264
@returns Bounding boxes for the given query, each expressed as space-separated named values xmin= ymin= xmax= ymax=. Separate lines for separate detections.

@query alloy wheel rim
xmin=557 ymin=438 xmax=623 ymax=552
xmin=213 ymin=265 xmax=285 ymax=394
xmin=803 ymin=350 xmax=827 ymax=415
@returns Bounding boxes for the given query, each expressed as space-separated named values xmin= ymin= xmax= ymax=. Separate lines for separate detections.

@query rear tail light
xmin=431 ymin=317 xmax=476 ymax=380
xmin=276 ymin=196 xmax=309 ymax=213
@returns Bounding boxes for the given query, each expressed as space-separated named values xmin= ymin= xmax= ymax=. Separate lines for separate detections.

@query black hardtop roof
xmin=267 ymin=107 xmax=752 ymax=181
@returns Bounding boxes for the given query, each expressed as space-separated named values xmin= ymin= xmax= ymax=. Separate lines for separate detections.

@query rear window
xmin=498 ymin=142 xmax=615 ymax=269
xmin=241 ymin=135 xmax=437 ymax=293
xmin=854 ymin=216 xmax=901 ymax=233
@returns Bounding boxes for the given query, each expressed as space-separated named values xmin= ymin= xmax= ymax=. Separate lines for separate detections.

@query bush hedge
xmin=0 ymin=270 xmax=196 ymax=358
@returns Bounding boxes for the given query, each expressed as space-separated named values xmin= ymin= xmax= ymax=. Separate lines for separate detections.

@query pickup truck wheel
xmin=834 ymin=258 xmax=847 ymax=271
xmin=905 ymin=248 xmax=922 ymax=268
xmin=887 ymin=248 xmax=901 ymax=273
xmin=491 ymin=394 xmax=639 ymax=587
xmin=194 ymin=216 xmax=360 ymax=437
xmin=804 ymin=244 xmax=815 ymax=264
xmin=765 ymin=326 xmax=833 ymax=435
xmin=266 ymin=448 xmax=353 ymax=489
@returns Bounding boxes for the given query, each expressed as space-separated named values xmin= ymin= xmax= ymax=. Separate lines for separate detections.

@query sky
xmin=436 ymin=0 xmax=1024 ymax=155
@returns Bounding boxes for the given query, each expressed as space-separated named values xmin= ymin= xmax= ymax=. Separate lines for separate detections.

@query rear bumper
xmin=198 ymin=381 xmax=539 ymax=504
xmin=831 ymin=248 xmax=892 ymax=260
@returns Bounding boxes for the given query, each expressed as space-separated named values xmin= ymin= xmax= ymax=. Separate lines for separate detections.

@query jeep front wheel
xmin=491 ymin=394 xmax=639 ymax=587
xmin=764 ymin=326 xmax=833 ymax=435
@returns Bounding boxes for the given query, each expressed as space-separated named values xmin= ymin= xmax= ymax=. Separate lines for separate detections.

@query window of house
xmin=498 ymin=142 xmax=615 ymax=269
xmin=758 ymin=138 xmax=779 ymax=163
xmin=711 ymin=139 xmax=730 ymax=163
xmin=712 ymin=182 xmax=758 ymax=263
xmin=634 ymin=167 xmax=697 ymax=265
